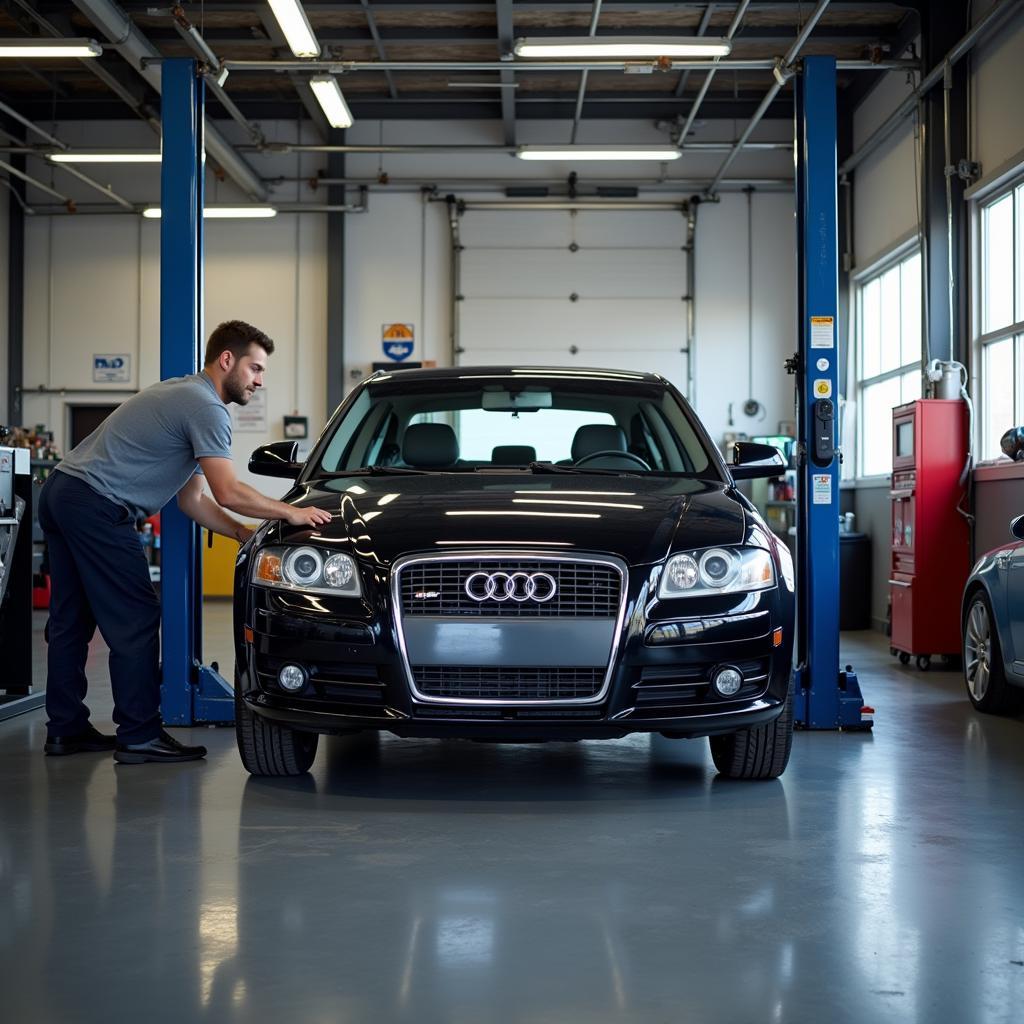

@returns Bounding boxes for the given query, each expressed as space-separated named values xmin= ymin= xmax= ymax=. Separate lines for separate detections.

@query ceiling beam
xmin=495 ymin=0 xmax=515 ymax=145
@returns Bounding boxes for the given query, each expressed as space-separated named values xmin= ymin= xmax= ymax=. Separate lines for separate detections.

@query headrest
xmin=491 ymin=445 xmax=537 ymax=465
xmin=571 ymin=424 xmax=628 ymax=461
xmin=402 ymin=423 xmax=459 ymax=468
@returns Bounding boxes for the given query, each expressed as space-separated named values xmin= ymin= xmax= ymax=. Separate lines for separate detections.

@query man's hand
xmin=285 ymin=505 xmax=333 ymax=528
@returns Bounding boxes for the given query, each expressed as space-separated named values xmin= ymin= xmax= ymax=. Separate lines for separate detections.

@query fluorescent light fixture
xmin=517 ymin=145 xmax=682 ymax=162
xmin=0 ymin=37 xmax=102 ymax=58
xmin=142 ymin=206 xmax=278 ymax=219
xmin=50 ymin=152 xmax=161 ymax=164
xmin=267 ymin=0 xmax=320 ymax=58
xmin=514 ymin=36 xmax=731 ymax=58
xmin=309 ymin=75 xmax=353 ymax=128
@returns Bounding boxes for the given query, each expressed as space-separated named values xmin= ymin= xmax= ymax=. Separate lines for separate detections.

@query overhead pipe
xmin=0 ymin=159 xmax=70 ymax=203
xmin=254 ymin=141 xmax=791 ymax=155
xmin=677 ymin=0 xmax=752 ymax=149
xmin=433 ymin=199 xmax=688 ymax=211
xmin=8 ymin=0 xmax=158 ymax=130
xmin=221 ymin=58 xmax=917 ymax=74
xmin=839 ymin=0 xmax=1021 ymax=176
xmin=674 ymin=3 xmax=717 ymax=99
xmin=705 ymin=0 xmax=831 ymax=196
xmin=0 ymin=99 xmax=68 ymax=150
xmin=71 ymin=0 xmax=267 ymax=200
xmin=46 ymin=161 xmax=134 ymax=209
xmin=569 ymin=0 xmax=603 ymax=144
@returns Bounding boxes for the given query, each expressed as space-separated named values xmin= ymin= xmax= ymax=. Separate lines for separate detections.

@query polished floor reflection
xmin=2 ymin=616 xmax=1023 ymax=1024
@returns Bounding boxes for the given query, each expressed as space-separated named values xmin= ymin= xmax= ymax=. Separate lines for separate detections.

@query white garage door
xmin=455 ymin=207 xmax=691 ymax=395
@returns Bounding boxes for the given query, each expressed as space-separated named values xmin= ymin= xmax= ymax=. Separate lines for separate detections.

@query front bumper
xmin=235 ymin=556 xmax=794 ymax=742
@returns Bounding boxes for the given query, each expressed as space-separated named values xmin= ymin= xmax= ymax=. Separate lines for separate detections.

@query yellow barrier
xmin=201 ymin=529 xmax=251 ymax=597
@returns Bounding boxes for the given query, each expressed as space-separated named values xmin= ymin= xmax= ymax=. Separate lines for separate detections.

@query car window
xmin=310 ymin=375 xmax=717 ymax=477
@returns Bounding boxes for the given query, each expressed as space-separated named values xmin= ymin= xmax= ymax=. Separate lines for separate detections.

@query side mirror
xmin=731 ymin=441 xmax=787 ymax=480
xmin=249 ymin=440 xmax=302 ymax=478
xmin=1011 ymin=515 xmax=1024 ymax=541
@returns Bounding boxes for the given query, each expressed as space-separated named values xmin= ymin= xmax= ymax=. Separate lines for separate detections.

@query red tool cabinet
xmin=889 ymin=399 xmax=970 ymax=670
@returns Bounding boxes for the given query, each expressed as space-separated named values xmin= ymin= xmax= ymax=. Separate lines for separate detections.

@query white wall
xmin=971 ymin=1 xmax=1024 ymax=175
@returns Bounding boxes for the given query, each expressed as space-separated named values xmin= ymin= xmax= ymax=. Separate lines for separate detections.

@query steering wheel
xmin=573 ymin=450 xmax=652 ymax=470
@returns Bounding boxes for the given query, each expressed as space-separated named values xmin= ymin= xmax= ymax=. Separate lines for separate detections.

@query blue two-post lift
xmin=154 ymin=55 xmax=868 ymax=731
xmin=793 ymin=56 xmax=871 ymax=730
xmin=158 ymin=58 xmax=234 ymax=726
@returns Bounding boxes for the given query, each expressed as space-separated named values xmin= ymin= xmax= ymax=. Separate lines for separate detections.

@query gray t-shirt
xmin=57 ymin=372 xmax=232 ymax=516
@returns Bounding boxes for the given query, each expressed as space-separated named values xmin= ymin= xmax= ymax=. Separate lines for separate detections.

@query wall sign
xmin=93 ymin=354 xmax=131 ymax=383
xmin=233 ymin=387 xmax=267 ymax=432
xmin=382 ymin=323 xmax=415 ymax=362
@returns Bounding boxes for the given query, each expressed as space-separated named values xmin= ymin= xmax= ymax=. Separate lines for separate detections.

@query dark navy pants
xmin=38 ymin=471 xmax=162 ymax=743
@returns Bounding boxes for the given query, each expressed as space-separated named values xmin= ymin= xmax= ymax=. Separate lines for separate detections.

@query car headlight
xmin=252 ymin=545 xmax=361 ymax=597
xmin=659 ymin=546 xmax=774 ymax=599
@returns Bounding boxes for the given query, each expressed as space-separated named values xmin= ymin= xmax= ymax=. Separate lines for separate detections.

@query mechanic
xmin=38 ymin=320 xmax=332 ymax=765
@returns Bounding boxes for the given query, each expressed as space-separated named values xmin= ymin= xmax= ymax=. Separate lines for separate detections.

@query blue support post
xmin=159 ymin=59 xmax=234 ymax=726
xmin=794 ymin=56 xmax=870 ymax=731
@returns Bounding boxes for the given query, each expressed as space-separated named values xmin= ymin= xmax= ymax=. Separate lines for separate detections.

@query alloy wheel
xmin=964 ymin=600 xmax=992 ymax=701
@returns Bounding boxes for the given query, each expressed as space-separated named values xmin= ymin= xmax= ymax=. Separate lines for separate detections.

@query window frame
xmin=971 ymin=175 xmax=1024 ymax=463
xmin=851 ymin=240 xmax=923 ymax=480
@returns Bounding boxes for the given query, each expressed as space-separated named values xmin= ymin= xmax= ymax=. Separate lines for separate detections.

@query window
xmin=856 ymin=249 xmax=923 ymax=476
xmin=976 ymin=181 xmax=1024 ymax=460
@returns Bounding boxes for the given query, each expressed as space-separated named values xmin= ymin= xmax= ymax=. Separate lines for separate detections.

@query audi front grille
xmin=392 ymin=553 xmax=627 ymax=705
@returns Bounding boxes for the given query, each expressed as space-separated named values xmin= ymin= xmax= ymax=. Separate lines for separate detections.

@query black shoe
xmin=44 ymin=726 xmax=117 ymax=756
xmin=113 ymin=729 xmax=207 ymax=765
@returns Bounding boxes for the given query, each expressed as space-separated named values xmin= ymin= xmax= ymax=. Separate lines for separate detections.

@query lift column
xmin=159 ymin=58 xmax=234 ymax=726
xmin=793 ymin=56 xmax=869 ymax=729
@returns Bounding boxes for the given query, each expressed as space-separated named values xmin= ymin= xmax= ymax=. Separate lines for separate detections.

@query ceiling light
xmin=0 ymin=38 xmax=102 ymax=58
xmin=266 ymin=0 xmax=320 ymax=58
xmin=142 ymin=206 xmax=278 ymax=219
xmin=517 ymin=145 xmax=682 ymax=162
xmin=50 ymin=152 xmax=161 ymax=164
xmin=309 ymin=75 xmax=353 ymax=128
xmin=513 ymin=36 xmax=731 ymax=59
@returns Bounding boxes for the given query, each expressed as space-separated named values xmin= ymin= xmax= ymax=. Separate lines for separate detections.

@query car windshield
xmin=311 ymin=371 xmax=720 ymax=478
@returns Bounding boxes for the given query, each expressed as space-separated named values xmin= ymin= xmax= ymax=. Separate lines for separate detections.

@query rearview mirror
xmin=249 ymin=440 xmax=302 ymax=479
xmin=481 ymin=389 xmax=553 ymax=412
xmin=731 ymin=441 xmax=787 ymax=480
xmin=1011 ymin=515 xmax=1024 ymax=541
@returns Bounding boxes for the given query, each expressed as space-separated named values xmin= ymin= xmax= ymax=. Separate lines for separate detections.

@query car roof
xmin=367 ymin=365 xmax=669 ymax=385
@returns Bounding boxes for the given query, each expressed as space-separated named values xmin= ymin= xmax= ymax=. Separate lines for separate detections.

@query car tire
xmin=963 ymin=592 xmax=1024 ymax=716
xmin=709 ymin=679 xmax=794 ymax=779
xmin=234 ymin=679 xmax=319 ymax=776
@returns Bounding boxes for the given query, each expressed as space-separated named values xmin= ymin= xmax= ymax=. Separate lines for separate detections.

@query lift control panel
xmin=812 ymin=398 xmax=836 ymax=465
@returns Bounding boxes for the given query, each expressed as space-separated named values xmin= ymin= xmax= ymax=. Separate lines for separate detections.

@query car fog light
xmin=713 ymin=667 xmax=743 ymax=697
xmin=278 ymin=664 xmax=307 ymax=692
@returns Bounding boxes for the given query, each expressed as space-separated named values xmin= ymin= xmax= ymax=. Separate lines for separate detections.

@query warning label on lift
xmin=810 ymin=316 xmax=834 ymax=349
xmin=812 ymin=474 xmax=832 ymax=504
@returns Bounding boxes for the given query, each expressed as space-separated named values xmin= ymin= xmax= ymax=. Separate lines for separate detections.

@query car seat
xmin=402 ymin=423 xmax=460 ymax=468
xmin=491 ymin=445 xmax=537 ymax=465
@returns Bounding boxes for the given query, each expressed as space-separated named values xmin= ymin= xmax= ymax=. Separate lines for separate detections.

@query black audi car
xmin=233 ymin=366 xmax=796 ymax=779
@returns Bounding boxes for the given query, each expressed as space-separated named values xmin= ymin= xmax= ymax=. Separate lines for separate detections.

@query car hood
xmin=274 ymin=473 xmax=748 ymax=567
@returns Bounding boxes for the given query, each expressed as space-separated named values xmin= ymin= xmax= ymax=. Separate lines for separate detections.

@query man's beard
xmin=224 ymin=369 xmax=252 ymax=405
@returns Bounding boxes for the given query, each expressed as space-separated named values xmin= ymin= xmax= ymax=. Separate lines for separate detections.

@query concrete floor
xmin=1 ymin=606 xmax=1023 ymax=1024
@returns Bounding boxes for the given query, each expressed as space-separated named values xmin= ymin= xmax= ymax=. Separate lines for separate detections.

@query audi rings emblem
xmin=464 ymin=571 xmax=558 ymax=604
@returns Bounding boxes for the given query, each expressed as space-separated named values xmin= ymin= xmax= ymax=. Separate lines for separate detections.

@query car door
xmin=1008 ymin=537 xmax=1024 ymax=669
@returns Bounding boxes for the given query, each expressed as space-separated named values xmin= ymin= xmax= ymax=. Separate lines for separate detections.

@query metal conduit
xmin=678 ymin=0 xmax=752 ymax=149
xmin=255 ymin=141 xmax=792 ymax=154
xmin=839 ymin=0 xmax=1022 ymax=176
xmin=0 ymin=100 xmax=67 ymax=150
xmin=705 ymin=0 xmax=832 ymax=196
xmin=674 ymin=3 xmax=716 ymax=99
xmin=569 ymin=0 xmax=603 ymax=144
xmin=436 ymin=200 xmax=688 ymax=211
xmin=221 ymin=58 xmax=916 ymax=74
xmin=0 ymin=159 xmax=69 ymax=203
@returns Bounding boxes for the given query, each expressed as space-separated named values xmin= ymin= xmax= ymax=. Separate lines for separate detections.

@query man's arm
xmin=191 ymin=458 xmax=332 ymax=530
xmin=177 ymin=473 xmax=254 ymax=542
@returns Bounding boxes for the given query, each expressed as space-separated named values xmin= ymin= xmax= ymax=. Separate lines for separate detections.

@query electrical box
xmin=889 ymin=400 xmax=970 ymax=667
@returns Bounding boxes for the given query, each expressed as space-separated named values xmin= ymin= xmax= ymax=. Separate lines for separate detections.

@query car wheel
xmin=709 ymin=679 xmax=794 ymax=779
xmin=234 ymin=677 xmax=319 ymax=776
xmin=963 ymin=593 xmax=1024 ymax=716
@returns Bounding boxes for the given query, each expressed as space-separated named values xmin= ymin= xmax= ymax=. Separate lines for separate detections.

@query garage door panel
xmin=461 ymin=298 xmax=686 ymax=350
xmin=461 ymin=211 xmax=572 ymax=247
xmin=462 ymin=249 xmax=684 ymax=298
xmin=458 ymin=347 xmax=689 ymax=390
xmin=573 ymin=211 xmax=686 ymax=248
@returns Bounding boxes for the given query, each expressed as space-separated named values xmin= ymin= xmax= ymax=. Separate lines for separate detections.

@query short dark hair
xmin=204 ymin=320 xmax=274 ymax=366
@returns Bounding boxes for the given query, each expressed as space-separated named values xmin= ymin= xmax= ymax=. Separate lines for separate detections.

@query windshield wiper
xmin=527 ymin=462 xmax=642 ymax=477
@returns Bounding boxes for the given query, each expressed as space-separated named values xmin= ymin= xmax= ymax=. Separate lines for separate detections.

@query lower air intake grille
xmin=413 ymin=666 xmax=604 ymax=701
